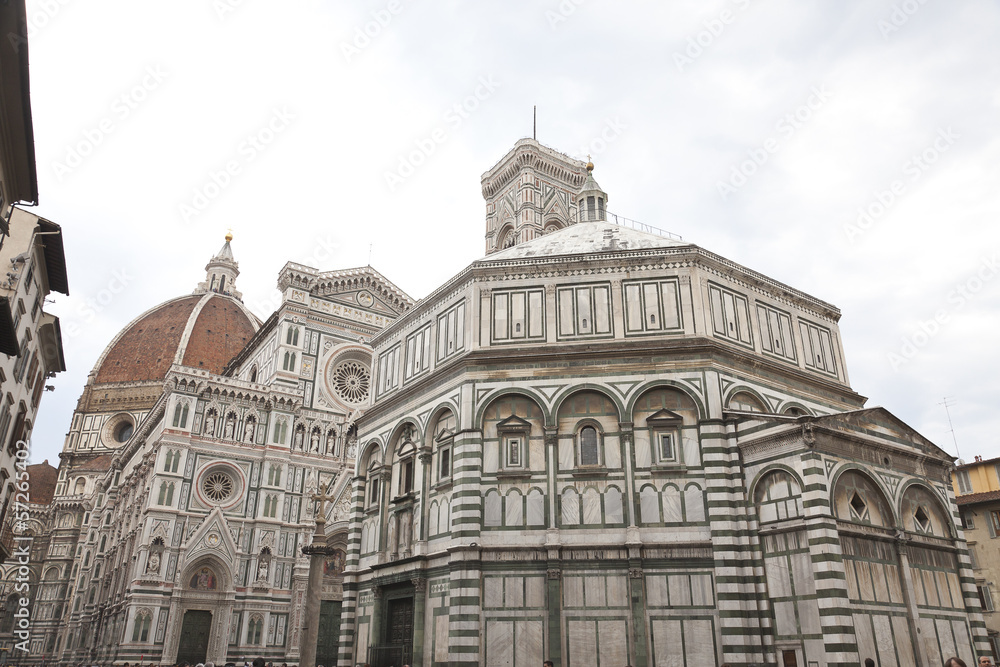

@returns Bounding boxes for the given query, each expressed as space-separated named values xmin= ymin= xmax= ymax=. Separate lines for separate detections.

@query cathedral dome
xmin=92 ymin=292 xmax=259 ymax=384
xmin=91 ymin=236 xmax=259 ymax=386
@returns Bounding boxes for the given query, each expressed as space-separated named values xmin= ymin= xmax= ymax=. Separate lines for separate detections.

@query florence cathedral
xmin=16 ymin=139 xmax=987 ymax=667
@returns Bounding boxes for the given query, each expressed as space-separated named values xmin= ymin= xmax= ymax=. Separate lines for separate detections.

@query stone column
xmin=895 ymin=537 xmax=926 ymax=667
xmin=545 ymin=564 xmax=562 ymax=666
xmin=628 ymin=564 xmax=648 ymax=667
xmin=301 ymin=520 xmax=335 ymax=667
xmin=411 ymin=577 xmax=427 ymax=667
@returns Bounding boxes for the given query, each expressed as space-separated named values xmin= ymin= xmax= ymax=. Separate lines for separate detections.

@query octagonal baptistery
xmin=345 ymin=146 xmax=984 ymax=667
xmin=63 ymin=239 xmax=260 ymax=469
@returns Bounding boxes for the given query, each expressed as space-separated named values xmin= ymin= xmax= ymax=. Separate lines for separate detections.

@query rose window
xmin=203 ymin=471 xmax=235 ymax=503
xmin=332 ymin=360 xmax=370 ymax=404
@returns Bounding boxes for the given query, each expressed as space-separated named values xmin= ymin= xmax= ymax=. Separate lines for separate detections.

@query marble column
xmin=628 ymin=563 xmax=648 ymax=667
xmin=895 ymin=536 xmax=926 ymax=667
xmin=301 ymin=520 xmax=338 ymax=667
xmin=546 ymin=565 xmax=562 ymax=666
xmin=411 ymin=577 xmax=427 ymax=667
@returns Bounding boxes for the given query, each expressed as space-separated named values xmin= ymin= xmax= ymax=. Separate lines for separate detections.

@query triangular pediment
xmin=645 ymin=408 xmax=684 ymax=426
xmin=816 ymin=407 xmax=950 ymax=460
xmin=179 ymin=507 xmax=238 ymax=569
xmin=326 ymin=290 xmax=403 ymax=317
xmin=312 ymin=266 xmax=415 ymax=317
xmin=497 ymin=415 xmax=531 ymax=432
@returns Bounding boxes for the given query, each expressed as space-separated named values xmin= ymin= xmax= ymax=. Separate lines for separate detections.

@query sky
xmin=21 ymin=0 xmax=1000 ymax=466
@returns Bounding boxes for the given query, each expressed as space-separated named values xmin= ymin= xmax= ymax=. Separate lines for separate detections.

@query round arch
xmin=722 ymin=385 xmax=772 ymax=413
xmin=474 ymin=387 xmax=551 ymax=429
xmin=550 ymin=384 xmax=625 ymax=424
xmin=898 ymin=479 xmax=956 ymax=538
xmin=386 ymin=419 xmax=423 ymax=464
xmin=624 ymin=380 xmax=707 ymax=421
xmin=829 ymin=464 xmax=899 ymax=528
xmin=354 ymin=439 xmax=384 ymax=477
xmin=747 ymin=463 xmax=805 ymax=503
xmin=424 ymin=402 xmax=460 ymax=443
xmin=180 ymin=554 xmax=233 ymax=592
xmin=779 ymin=401 xmax=813 ymax=417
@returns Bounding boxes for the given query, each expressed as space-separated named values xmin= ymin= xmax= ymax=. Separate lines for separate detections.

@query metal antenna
xmin=368 ymin=243 xmax=372 ymax=266
xmin=940 ymin=397 xmax=960 ymax=458
xmin=533 ymin=105 xmax=537 ymax=140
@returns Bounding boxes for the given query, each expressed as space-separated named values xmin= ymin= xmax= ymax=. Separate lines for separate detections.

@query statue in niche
xmin=326 ymin=431 xmax=336 ymax=455
xmin=224 ymin=417 xmax=235 ymax=440
xmin=244 ymin=420 xmax=255 ymax=444
xmin=399 ymin=509 xmax=413 ymax=557
xmin=310 ymin=430 xmax=320 ymax=452
xmin=204 ymin=413 xmax=216 ymax=436
xmin=294 ymin=428 xmax=304 ymax=449
xmin=257 ymin=560 xmax=268 ymax=581
xmin=346 ymin=439 xmax=357 ymax=458
xmin=386 ymin=513 xmax=399 ymax=556
xmin=146 ymin=552 xmax=160 ymax=574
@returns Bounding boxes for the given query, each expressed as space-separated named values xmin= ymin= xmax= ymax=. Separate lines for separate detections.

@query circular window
xmin=202 ymin=471 xmax=235 ymax=503
xmin=332 ymin=360 xmax=370 ymax=405
xmin=115 ymin=422 xmax=134 ymax=443
xmin=101 ymin=413 xmax=136 ymax=449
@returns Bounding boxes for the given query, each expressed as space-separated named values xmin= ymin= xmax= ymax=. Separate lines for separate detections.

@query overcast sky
xmin=22 ymin=0 xmax=1000 ymax=466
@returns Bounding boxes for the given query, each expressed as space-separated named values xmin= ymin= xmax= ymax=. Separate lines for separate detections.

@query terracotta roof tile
xmin=956 ymin=490 xmax=1000 ymax=506
xmin=74 ymin=454 xmax=114 ymax=472
xmin=94 ymin=295 xmax=201 ymax=383
xmin=180 ymin=297 xmax=257 ymax=374
xmin=95 ymin=294 xmax=256 ymax=384
xmin=26 ymin=460 xmax=57 ymax=505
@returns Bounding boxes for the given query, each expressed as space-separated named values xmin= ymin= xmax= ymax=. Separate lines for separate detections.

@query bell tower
xmin=480 ymin=139 xmax=589 ymax=255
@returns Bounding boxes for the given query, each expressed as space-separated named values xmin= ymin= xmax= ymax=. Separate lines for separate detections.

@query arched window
xmin=165 ymin=483 xmax=175 ymax=506
xmin=249 ymin=365 xmax=258 ymax=383
xmin=367 ymin=459 xmax=381 ymax=507
xmin=74 ymin=478 xmax=85 ymax=495
xmin=286 ymin=326 xmax=299 ymax=346
xmin=396 ymin=438 xmax=416 ymax=497
xmin=267 ymin=464 xmax=282 ymax=487
xmin=263 ymin=495 xmax=278 ymax=519
xmin=577 ymin=425 xmax=601 ymax=467
xmin=172 ymin=402 xmax=189 ymax=428
xmin=171 ymin=450 xmax=180 ymax=473
xmin=157 ymin=482 xmax=168 ymax=505
xmin=131 ymin=610 xmax=152 ymax=642
xmin=248 ymin=614 xmax=264 ymax=645
xmin=273 ymin=419 xmax=288 ymax=445
xmin=163 ymin=451 xmax=174 ymax=472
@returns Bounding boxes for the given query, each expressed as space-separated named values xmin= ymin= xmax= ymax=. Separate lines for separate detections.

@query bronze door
xmin=176 ymin=610 xmax=212 ymax=666
xmin=316 ymin=601 xmax=342 ymax=667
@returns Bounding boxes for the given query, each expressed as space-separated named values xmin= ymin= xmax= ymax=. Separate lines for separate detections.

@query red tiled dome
xmin=93 ymin=293 xmax=257 ymax=384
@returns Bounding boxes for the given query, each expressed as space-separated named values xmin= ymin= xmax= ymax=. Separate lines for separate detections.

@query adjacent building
xmin=0 ymin=0 xmax=69 ymax=567
xmin=953 ymin=457 xmax=1000 ymax=660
